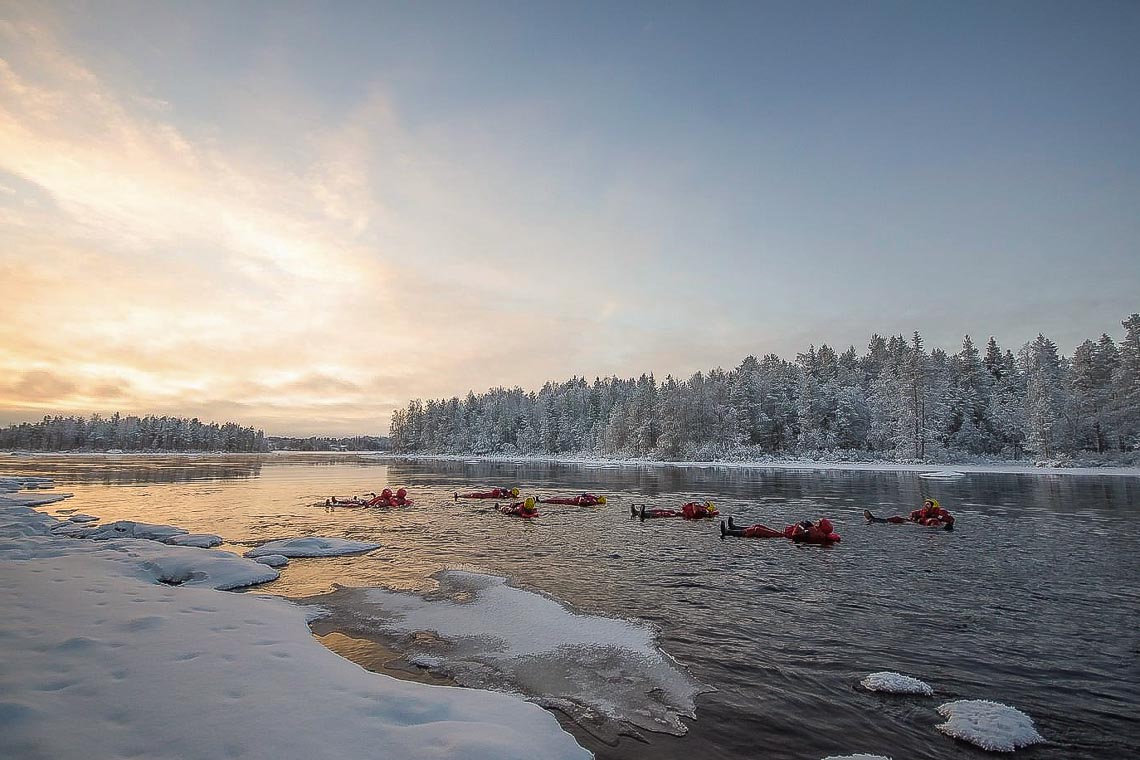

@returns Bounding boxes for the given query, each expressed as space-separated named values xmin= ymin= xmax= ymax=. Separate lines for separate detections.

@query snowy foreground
xmin=0 ymin=477 xmax=591 ymax=760
xmin=1 ymin=475 xmax=1047 ymax=759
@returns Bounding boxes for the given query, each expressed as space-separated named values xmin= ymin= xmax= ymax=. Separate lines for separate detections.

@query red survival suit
xmin=366 ymin=488 xmax=412 ymax=507
xmin=886 ymin=500 xmax=954 ymax=527
xmin=643 ymin=502 xmax=719 ymax=519
xmin=499 ymin=498 xmax=538 ymax=518
xmin=741 ymin=518 xmax=841 ymax=544
xmin=539 ymin=493 xmax=606 ymax=506
xmin=456 ymin=487 xmax=519 ymax=500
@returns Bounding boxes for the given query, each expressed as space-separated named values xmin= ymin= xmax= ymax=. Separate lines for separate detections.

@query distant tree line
xmin=266 ymin=435 xmax=388 ymax=451
xmin=389 ymin=314 xmax=1140 ymax=463
xmin=0 ymin=414 xmax=268 ymax=453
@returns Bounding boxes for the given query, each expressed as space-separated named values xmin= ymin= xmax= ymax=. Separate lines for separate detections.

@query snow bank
xmin=936 ymin=700 xmax=1044 ymax=752
xmin=370 ymin=452 xmax=1140 ymax=477
xmin=0 ymin=481 xmax=590 ymax=760
xmin=244 ymin=537 xmax=380 ymax=558
xmin=62 ymin=519 xmax=190 ymax=542
xmin=352 ymin=570 xmax=709 ymax=740
xmin=164 ymin=533 xmax=224 ymax=548
xmin=860 ymin=671 xmax=933 ymax=696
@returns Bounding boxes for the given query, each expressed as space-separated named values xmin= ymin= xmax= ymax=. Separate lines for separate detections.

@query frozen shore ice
xmin=0 ymin=479 xmax=591 ymax=760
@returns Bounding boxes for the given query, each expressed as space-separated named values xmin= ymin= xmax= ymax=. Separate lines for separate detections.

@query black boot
xmin=720 ymin=520 xmax=727 ymax=539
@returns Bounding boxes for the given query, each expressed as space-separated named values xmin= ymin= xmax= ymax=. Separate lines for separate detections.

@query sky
xmin=1 ymin=0 xmax=1137 ymax=436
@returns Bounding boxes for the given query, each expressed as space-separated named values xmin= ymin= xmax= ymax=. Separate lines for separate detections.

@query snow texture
xmin=0 ymin=479 xmax=591 ymax=760
xmin=253 ymin=553 xmax=290 ymax=567
xmin=860 ymin=671 xmax=934 ymax=696
xmin=917 ymin=470 xmax=966 ymax=479
xmin=356 ymin=570 xmax=709 ymax=739
xmin=65 ymin=519 xmax=190 ymax=541
xmin=164 ymin=533 xmax=224 ymax=548
xmin=244 ymin=536 xmax=380 ymax=558
xmin=936 ymin=699 xmax=1044 ymax=752
xmin=371 ymin=452 xmax=1140 ymax=477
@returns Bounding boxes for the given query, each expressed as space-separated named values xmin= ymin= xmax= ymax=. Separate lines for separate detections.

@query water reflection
xmin=9 ymin=454 xmax=1139 ymax=760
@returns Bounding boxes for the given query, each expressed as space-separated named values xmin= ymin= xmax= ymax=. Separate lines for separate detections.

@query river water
xmin=8 ymin=454 xmax=1139 ymax=759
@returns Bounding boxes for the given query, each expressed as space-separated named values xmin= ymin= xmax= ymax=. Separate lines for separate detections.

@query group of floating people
xmin=325 ymin=488 xmax=413 ymax=507
xmin=327 ymin=484 xmax=955 ymax=540
xmin=454 ymin=487 xmax=608 ymax=518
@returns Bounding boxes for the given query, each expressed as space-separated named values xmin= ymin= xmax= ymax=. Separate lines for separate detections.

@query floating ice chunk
xmin=66 ymin=514 xmax=99 ymax=523
xmin=860 ymin=671 xmax=933 ymax=695
xmin=936 ymin=699 xmax=1044 ymax=752
xmin=80 ymin=520 xmax=189 ymax=542
xmin=0 ymin=475 xmax=55 ymax=490
xmin=253 ymin=554 xmax=289 ymax=567
xmin=0 ymin=491 xmax=73 ymax=508
xmin=163 ymin=533 xmax=224 ymax=548
xmin=349 ymin=570 xmax=710 ymax=740
xmin=918 ymin=470 xmax=965 ymax=479
xmin=136 ymin=548 xmax=279 ymax=590
xmin=244 ymin=537 xmax=380 ymax=558
xmin=822 ymin=755 xmax=893 ymax=760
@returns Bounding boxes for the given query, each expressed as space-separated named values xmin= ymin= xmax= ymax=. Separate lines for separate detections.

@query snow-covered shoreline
xmin=7 ymin=449 xmax=1138 ymax=476
xmin=364 ymin=452 xmax=1140 ymax=478
xmin=0 ymin=476 xmax=591 ymax=760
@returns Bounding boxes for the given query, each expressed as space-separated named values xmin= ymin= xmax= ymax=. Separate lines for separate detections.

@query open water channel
xmin=9 ymin=453 xmax=1139 ymax=759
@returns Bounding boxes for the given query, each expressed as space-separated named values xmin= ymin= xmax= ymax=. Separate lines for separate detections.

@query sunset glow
xmin=3 ymin=2 xmax=1137 ymax=435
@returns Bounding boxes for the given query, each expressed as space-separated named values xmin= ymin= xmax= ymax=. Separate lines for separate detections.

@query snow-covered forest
xmin=0 ymin=414 xmax=267 ymax=453
xmin=389 ymin=315 xmax=1140 ymax=463
xmin=266 ymin=435 xmax=388 ymax=452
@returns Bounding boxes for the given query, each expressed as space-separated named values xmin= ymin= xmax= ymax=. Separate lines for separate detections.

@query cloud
xmin=0 ymin=8 xmax=761 ymax=435
xmin=0 ymin=370 xmax=78 ymax=402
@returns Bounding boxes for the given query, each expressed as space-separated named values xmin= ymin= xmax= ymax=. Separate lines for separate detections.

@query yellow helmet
xmin=524 ymin=497 xmax=536 ymax=508
xmin=510 ymin=487 xmax=520 ymax=497
xmin=706 ymin=502 xmax=718 ymax=513
xmin=597 ymin=496 xmax=607 ymax=505
xmin=928 ymin=498 xmax=940 ymax=508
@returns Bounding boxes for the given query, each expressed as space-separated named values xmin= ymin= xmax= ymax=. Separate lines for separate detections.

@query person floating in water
xmin=326 ymin=495 xmax=368 ymax=506
xmin=538 ymin=493 xmax=607 ymax=506
xmin=498 ymin=497 xmax=538 ymax=518
xmin=631 ymin=501 xmax=718 ymax=520
xmin=864 ymin=498 xmax=954 ymax=529
xmin=455 ymin=487 xmax=520 ymax=500
xmin=720 ymin=515 xmax=840 ymax=544
xmin=366 ymin=488 xmax=412 ymax=507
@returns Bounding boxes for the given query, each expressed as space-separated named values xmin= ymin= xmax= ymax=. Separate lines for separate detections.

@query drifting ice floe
xmin=164 ymin=533 xmax=224 ymax=548
xmin=253 ymin=553 xmax=290 ymax=567
xmin=917 ymin=470 xmax=965 ymax=479
xmin=346 ymin=570 xmax=709 ymax=741
xmin=936 ymin=699 xmax=1044 ymax=752
xmin=860 ymin=671 xmax=933 ymax=696
xmin=822 ymin=755 xmax=893 ymax=760
xmin=245 ymin=537 xmax=380 ymax=558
